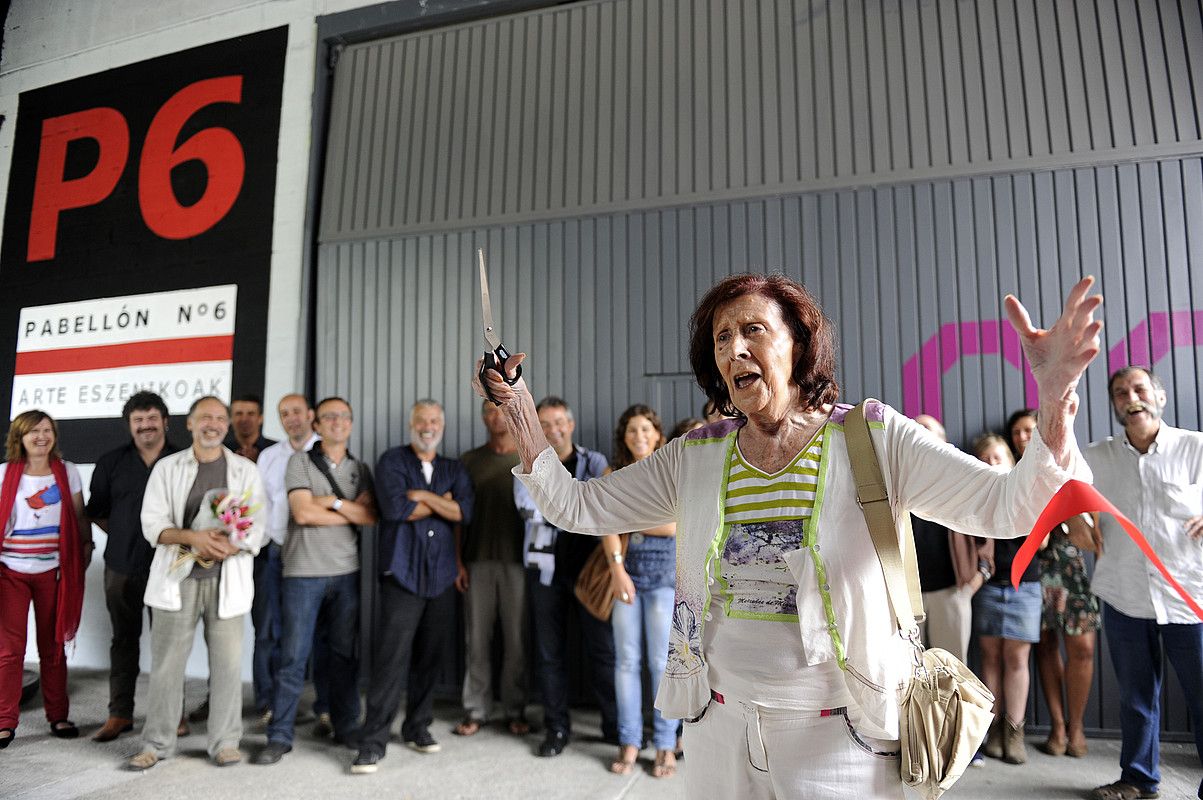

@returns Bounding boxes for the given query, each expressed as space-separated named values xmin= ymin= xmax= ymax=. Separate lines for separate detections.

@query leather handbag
xmin=845 ymin=402 xmax=995 ymax=800
xmin=574 ymin=534 xmax=629 ymax=622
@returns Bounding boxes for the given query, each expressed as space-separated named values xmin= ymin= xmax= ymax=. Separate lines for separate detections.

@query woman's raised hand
xmin=471 ymin=352 xmax=528 ymax=406
xmin=1004 ymin=276 xmax=1103 ymax=412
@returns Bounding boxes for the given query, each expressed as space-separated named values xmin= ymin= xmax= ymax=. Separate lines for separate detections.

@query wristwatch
xmin=331 ymin=498 xmax=344 ymax=512
xmin=610 ymin=551 xmax=624 ymax=564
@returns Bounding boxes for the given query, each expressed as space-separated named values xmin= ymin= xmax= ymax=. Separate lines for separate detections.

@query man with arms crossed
xmin=257 ymin=396 xmax=375 ymax=764
xmin=351 ymin=400 xmax=473 ymax=774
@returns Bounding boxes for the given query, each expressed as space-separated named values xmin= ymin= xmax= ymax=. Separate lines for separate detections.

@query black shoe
xmin=253 ymin=742 xmax=291 ymax=765
xmin=188 ymin=699 xmax=210 ymax=723
xmin=350 ymin=749 xmax=380 ymax=774
xmin=403 ymin=729 xmax=440 ymax=754
xmin=538 ymin=730 xmax=568 ymax=757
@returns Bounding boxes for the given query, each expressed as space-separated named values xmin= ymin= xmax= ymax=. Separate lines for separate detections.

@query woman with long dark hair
xmin=0 ymin=410 xmax=89 ymax=748
xmin=600 ymin=404 xmax=678 ymax=778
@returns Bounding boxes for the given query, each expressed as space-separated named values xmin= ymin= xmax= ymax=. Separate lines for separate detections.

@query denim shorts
xmin=972 ymin=581 xmax=1042 ymax=643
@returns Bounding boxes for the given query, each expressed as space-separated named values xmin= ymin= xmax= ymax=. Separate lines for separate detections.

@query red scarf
xmin=0 ymin=459 xmax=84 ymax=644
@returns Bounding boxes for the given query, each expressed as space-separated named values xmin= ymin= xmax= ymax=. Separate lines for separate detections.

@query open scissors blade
xmin=479 ymin=249 xmax=502 ymax=352
xmin=477 ymin=248 xmax=521 ymax=404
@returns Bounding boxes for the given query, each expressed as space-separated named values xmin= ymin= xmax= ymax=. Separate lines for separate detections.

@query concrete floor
xmin=2 ymin=668 xmax=1201 ymax=799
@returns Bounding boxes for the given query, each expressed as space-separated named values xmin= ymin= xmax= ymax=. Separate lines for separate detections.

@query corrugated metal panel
xmin=316 ymin=157 xmax=1203 ymax=471
xmin=320 ymin=0 xmax=1203 ymax=241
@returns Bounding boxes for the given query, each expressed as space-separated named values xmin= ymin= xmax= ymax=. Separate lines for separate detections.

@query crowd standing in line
xmin=0 ymin=278 xmax=1200 ymax=800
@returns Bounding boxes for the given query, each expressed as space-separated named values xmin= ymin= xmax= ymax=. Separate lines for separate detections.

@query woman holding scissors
xmin=473 ymin=269 xmax=1100 ymax=798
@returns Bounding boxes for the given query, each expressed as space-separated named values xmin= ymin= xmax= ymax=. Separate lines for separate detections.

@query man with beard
xmin=87 ymin=392 xmax=179 ymax=742
xmin=351 ymin=400 xmax=473 ymax=774
xmin=1085 ymin=367 xmax=1203 ymax=800
xmin=127 ymin=396 xmax=267 ymax=771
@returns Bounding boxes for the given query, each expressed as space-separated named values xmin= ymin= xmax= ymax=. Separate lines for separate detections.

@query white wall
xmin=1 ymin=0 xmax=375 ymax=677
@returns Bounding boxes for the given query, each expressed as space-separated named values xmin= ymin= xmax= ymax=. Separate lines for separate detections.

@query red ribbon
xmin=1011 ymin=479 xmax=1203 ymax=623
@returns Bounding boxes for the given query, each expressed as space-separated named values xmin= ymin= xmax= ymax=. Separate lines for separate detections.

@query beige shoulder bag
xmin=845 ymin=401 xmax=995 ymax=800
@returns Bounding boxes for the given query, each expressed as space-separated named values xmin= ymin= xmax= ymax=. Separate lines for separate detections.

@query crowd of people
xmin=0 ymin=272 xmax=1199 ymax=800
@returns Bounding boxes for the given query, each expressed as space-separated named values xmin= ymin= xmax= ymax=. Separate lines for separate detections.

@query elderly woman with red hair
xmin=0 ymin=410 xmax=89 ymax=749
xmin=475 ymin=272 xmax=1100 ymax=797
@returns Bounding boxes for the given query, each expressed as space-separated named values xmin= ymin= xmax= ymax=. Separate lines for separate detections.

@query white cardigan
xmin=515 ymin=400 xmax=1090 ymax=739
xmin=141 ymin=446 xmax=267 ymax=619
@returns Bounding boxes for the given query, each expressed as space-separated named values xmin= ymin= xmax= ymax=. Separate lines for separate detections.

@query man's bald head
xmin=914 ymin=414 xmax=947 ymax=443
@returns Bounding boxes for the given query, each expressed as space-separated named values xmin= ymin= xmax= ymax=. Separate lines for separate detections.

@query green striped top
xmin=723 ymin=433 xmax=823 ymax=524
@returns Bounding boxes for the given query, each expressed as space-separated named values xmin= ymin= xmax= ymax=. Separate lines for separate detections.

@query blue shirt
xmin=375 ymin=445 xmax=474 ymax=598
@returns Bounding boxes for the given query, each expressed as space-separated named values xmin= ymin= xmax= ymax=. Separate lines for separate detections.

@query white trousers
xmin=683 ymin=695 xmax=905 ymax=800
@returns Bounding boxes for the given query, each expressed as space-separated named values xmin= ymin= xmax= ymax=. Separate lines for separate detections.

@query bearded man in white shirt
xmin=1084 ymin=366 xmax=1203 ymax=800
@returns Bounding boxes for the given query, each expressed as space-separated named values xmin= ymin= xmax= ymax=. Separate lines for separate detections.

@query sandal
xmin=0 ymin=727 xmax=14 ymax=749
xmin=1089 ymin=782 xmax=1160 ymax=800
xmin=609 ymin=744 xmax=638 ymax=775
xmin=49 ymin=720 xmax=79 ymax=739
xmin=452 ymin=717 xmax=482 ymax=736
xmin=653 ymin=748 xmax=677 ymax=778
xmin=506 ymin=718 xmax=530 ymax=736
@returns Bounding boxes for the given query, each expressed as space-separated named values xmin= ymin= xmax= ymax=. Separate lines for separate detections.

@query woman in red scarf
xmin=0 ymin=410 xmax=89 ymax=748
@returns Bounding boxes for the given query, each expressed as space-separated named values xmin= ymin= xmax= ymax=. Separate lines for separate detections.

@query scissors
xmin=478 ymin=248 xmax=521 ymax=405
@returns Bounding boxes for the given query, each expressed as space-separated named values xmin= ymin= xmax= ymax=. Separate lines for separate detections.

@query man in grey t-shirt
xmin=256 ymin=397 xmax=376 ymax=765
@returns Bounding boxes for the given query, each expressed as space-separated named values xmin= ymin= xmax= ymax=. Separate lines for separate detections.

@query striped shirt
xmin=716 ymin=432 xmax=823 ymax=619
xmin=0 ymin=462 xmax=82 ymax=575
xmin=724 ymin=433 xmax=822 ymax=524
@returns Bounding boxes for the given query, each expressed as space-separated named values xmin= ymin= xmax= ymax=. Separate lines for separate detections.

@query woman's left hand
xmin=1004 ymin=275 xmax=1103 ymax=411
xmin=610 ymin=567 xmax=636 ymax=605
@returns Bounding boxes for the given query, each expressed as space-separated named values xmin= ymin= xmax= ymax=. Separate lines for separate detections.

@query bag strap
xmin=845 ymin=401 xmax=924 ymax=634
xmin=308 ymin=442 xmax=349 ymax=500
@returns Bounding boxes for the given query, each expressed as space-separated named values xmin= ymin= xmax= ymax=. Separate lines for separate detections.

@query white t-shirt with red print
xmin=0 ymin=462 xmax=82 ymax=574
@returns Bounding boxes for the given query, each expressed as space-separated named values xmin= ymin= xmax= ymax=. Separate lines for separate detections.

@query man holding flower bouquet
xmin=127 ymin=396 xmax=267 ymax=771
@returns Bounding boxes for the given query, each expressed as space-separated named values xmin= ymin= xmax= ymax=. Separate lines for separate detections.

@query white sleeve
xmin=513 ymin=441 xmax=681 ymax=536
xmin=882 ymin=405 xmax=1092 ymax=539
xmin=65 ymin=462 xmax=83 ymax=494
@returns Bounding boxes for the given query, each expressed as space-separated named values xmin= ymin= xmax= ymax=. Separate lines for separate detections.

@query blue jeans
xmin=1103 ymin=603 xmax=1203 ymax=795
xmin=612 ymin=585 xmax=676 ymax=749
xmin=267 ymin=573 xmax=361 ymax=746
xmin=251 ymin=543 xmax=283 ymax=713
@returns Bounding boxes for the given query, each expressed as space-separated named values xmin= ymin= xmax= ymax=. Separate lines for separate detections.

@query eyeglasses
xmin=318 ymin=412 xmax=353 ymax=422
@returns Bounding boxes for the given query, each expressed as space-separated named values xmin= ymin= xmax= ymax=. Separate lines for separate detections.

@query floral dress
xmin=1038 ymin=524 xmax=1101 ymax=636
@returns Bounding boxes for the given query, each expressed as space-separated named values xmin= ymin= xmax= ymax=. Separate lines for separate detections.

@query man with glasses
xmin=256 ymin=397 xmax=376 ymax=765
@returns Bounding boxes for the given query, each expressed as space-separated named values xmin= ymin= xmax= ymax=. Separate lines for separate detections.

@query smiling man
xmin=352 ymin=400 xmax=473 ymax=774
xmin=87 ymin=392 xmax=180 ymax=742
xmin=129 ymin=395 xmax=266 ymax=771
xmin=1085 ymin=366 xmax=1203 ymax=800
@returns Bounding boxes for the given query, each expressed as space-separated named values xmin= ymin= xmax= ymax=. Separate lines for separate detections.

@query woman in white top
xmin=0 ymin=410 xmax=89 ymax=748
xmin=475 ymin=272 xmax=1101 ymax=798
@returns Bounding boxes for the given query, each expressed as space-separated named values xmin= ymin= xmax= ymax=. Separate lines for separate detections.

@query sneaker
xmin=313 ymin=712 xmax=333 ymax=739
xmin=253 ymin=742 xmax=291 ymax=765
xmin=970 ymin=750 xmax=986 ymax=767
xmin=404 ymin=730 xmax=441 ymax=754
xmin=256 ymin=709 xmax=273 ymax=729
xmin=350 ymin=749 xmax=380 ymax=774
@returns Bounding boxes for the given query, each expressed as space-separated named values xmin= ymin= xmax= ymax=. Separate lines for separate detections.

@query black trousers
xmin=359 ymin=580 xmax=455 ymax=756
xmin=526 ymin=568 xmax=617 ymax=739
xmin=103 ymin=567 xmax=149 ymax=719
